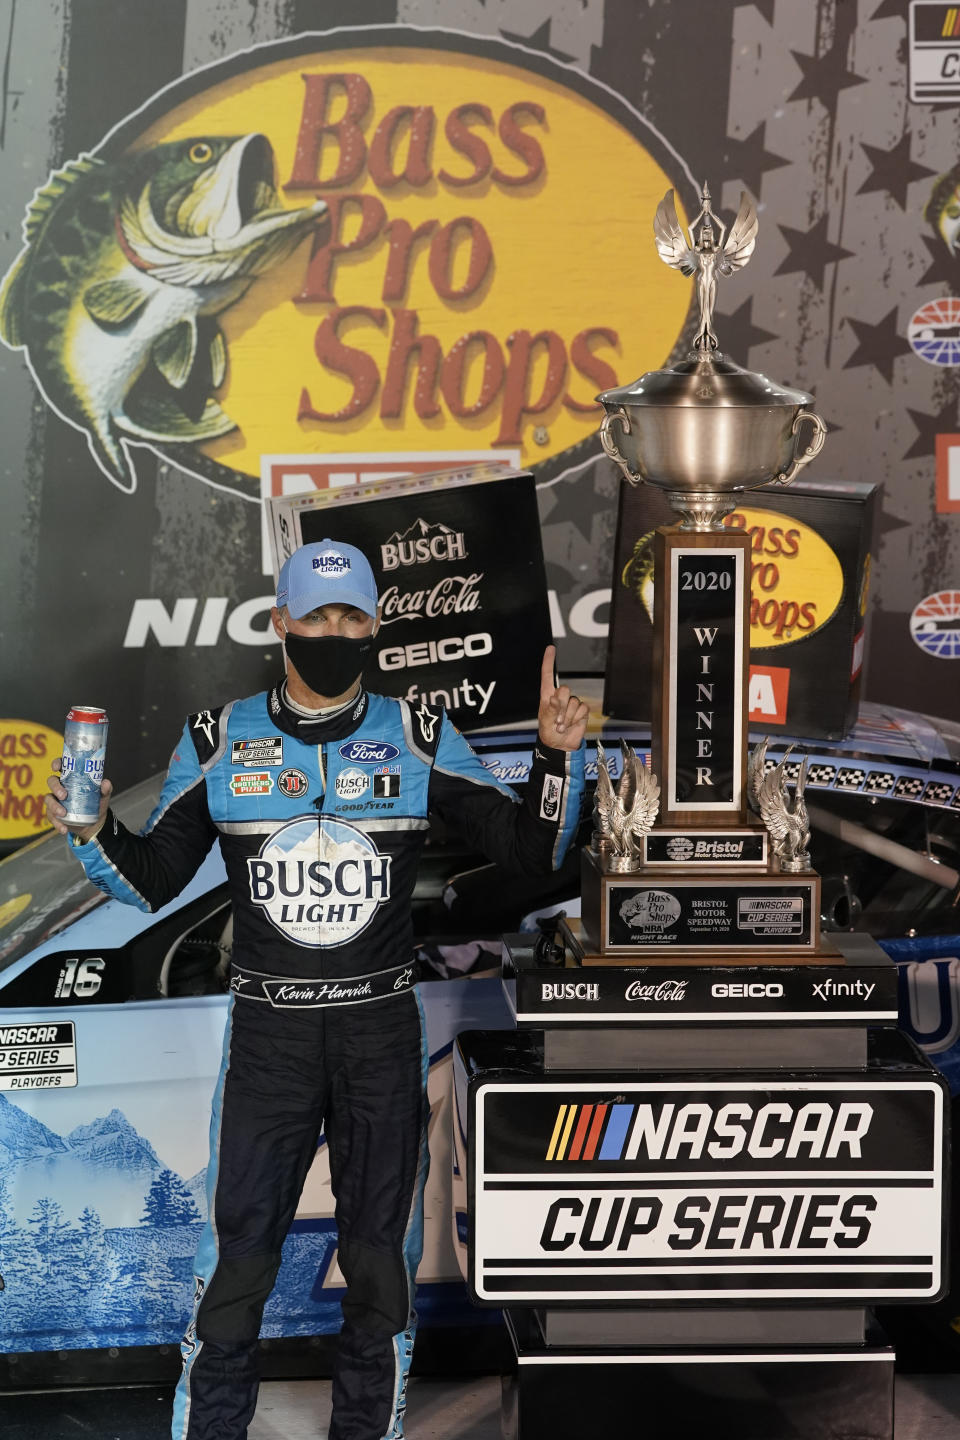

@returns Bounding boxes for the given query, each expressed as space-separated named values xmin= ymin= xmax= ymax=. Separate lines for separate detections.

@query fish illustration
xmin=0 ymin=134 xmax=327 ymax=492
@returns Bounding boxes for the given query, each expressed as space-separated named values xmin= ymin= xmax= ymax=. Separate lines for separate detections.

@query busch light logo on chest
xmin=247 ymin=817 xmax=391 ymax=948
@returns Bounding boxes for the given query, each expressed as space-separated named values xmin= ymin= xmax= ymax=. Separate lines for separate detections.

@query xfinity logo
xmin=625 ymin=980 xmax=688 ymax=1003
xmin=541 ymin=983 xmax=600 ymax=1002
xmin=813 ymin=979 xmax=876 ymax=1002
xmin=712 ymin=982 xmax=784 ymax=998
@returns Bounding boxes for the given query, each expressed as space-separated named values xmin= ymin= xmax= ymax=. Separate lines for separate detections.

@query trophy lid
xmin=598 ymin=351 xmax=813 ymax=411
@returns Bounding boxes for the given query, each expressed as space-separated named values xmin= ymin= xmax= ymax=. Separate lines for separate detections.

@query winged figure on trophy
xmin=654 ymin=182 xmax=758 ymax=353
xmin=747 ymin=738 xmax=812 ymax=873
xmin=592 ymin=739 xmax=660 ymax=872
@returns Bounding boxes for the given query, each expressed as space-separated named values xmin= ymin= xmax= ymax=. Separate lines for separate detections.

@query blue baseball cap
xmin=276 ymin=540 xmax=378 ymax=619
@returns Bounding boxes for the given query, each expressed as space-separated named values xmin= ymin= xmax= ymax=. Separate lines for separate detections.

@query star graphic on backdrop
xmin=499 ymin=19 xmax=576 ymax=64
xmin=871 ymin=0 xmax=907 ymax=20
xmin=735 ymin=0 xmax=776 ymax=21
xmin=788 ymin=44 xmax=868 ymax=108
xmin=714 ymin=297 xmax=777 ymax=360
xmin=842 ymin=308 xmax=912 ymax=384
xmin=876 ymin=506 xmax=912 ymax=540
xmin=857 ymin=132 xmax=936 ymax=211
xmin=916 ymin=233 xmax=957 ymax=288
xmin=903 ymin=397 xmax=959 ymax=460
xmin=774 ymin=214 xmax=855 ymax=289
xmin=720 ymin=122 xmax=790 ymax=197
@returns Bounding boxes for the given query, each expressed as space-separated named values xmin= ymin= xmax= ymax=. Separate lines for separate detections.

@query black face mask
xmin=283 ymin=631 xmax=374 ymax=698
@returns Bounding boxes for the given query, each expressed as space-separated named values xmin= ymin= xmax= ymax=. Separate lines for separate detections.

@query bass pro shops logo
xmin=246 ymin=816 xmax=391 ymax=947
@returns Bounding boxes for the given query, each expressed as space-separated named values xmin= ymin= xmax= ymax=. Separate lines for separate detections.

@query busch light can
xmin=61 ymin=706 xmax=108 ymax=826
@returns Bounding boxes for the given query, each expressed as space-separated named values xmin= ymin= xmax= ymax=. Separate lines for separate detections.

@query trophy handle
xmin=599 ymin=406 xmax=645 ymax=486
xmin=770 ymin=410 xmax=827 ymax=487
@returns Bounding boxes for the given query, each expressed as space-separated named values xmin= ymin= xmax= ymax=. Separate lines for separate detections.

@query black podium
xmin=452 ymin=932 xmax=948 ymax=1440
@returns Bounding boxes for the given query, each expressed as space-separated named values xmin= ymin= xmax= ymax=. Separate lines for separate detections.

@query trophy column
xmin=651 ymin=528 xmax=751 ymax=828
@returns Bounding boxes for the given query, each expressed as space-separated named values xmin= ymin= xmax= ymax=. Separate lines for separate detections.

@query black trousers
xmin=172 ymin=988 xmax=429 ymax=1440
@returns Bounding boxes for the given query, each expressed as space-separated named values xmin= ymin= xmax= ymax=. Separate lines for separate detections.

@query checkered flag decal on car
xmin=807 ymin=763 xmax=836 ymax=786
xmin=894 ymin=775 xmax=925 ymax=798
xmin=923 ymin=781 xmax=956 ymax=806
xmin=835 ymin=768 xmax=866 ymax=790
xmin=865 ymin=771 xmax=895 ymax=794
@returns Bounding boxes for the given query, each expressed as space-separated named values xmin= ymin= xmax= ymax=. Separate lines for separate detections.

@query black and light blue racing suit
xmin=72 ymin=682 xmax=584 ymax=1440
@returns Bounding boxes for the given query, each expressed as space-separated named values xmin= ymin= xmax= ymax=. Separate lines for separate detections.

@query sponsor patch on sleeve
xmin=540 ymin=773 xmax=564 ymax=820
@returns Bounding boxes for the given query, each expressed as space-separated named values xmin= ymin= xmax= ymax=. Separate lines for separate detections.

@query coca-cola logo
xmin=624 ymin=980 xmax=688 ymax=1003
xmin=379 ymin=573 xmax=483 ymax=626
xmin=338 ymin=740 xmax=402 ymax=763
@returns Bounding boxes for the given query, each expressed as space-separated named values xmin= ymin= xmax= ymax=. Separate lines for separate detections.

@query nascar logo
xmin=545 ymin=1098 xmax=873 ymax=1163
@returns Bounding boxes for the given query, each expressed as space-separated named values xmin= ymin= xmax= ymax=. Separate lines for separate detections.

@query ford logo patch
xmin=338 ymin=740 xmax=401 ymax=763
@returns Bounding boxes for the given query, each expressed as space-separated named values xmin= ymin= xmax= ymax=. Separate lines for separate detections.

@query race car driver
xmin=46 ymin=537 xmax=588 ymax=1440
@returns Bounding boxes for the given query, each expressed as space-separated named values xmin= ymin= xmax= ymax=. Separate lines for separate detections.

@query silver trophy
xmin=598 ymin=182 xmax=827 ymax=532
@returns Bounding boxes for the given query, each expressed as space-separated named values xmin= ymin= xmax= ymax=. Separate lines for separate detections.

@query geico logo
xmin=540 ymin=983 xmax=600 ymax=1001
xmin=711 ymin=983 xmax=784 ymax=998
xmin=379 ymin=632 xmax=493 ymax=671
xmin=247 ymin=856 xmax=390 ymax=903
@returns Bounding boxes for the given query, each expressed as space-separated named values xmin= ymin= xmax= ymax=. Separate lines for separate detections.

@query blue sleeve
xmin=429 ymin=713 xmax=585 ymax=875
xmin=70 ymin=722 xmax=216 ymax=912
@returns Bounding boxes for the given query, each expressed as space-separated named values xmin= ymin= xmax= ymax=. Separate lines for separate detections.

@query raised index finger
xmin=540 ymin=644 xmax=557 ymax=700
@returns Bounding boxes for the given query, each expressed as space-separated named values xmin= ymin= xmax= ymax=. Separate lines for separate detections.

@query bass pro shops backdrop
xmin=1 ymin=0 xmax=958 ymax=848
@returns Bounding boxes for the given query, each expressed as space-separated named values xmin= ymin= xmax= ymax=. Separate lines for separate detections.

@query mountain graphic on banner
xmin=385 ymin=516 xmax=458 ymax=546
xmin=66 ymin=1107 xmax=162 ymax=1173
xmin=0 ymin=1093 xmax=68 ymax=1162
xmin=0 ymin=1093 xmax=180 ymax=1228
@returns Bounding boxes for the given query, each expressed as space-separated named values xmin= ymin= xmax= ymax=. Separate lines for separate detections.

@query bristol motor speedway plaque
xmin=466 ymin=1071 xmax=946 ymax=1306
xmin=580 ymin=855 xmax=819 ymax=955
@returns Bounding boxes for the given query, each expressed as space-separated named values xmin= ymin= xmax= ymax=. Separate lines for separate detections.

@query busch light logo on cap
xmin=313 ymin=551 xmax=351 ymax=574
xmin=247 ymin=816 xmax=391 ymax=948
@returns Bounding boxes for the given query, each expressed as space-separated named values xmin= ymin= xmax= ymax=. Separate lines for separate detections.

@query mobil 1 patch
xmin=0 ymin=1021 xmax=77 ymax=1090
xmin=232 ymin=736 xmax=283 ymax=767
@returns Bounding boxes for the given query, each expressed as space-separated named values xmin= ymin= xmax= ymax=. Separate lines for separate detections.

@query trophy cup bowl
xmin=598 ymin=352 xmax=827 ymax=531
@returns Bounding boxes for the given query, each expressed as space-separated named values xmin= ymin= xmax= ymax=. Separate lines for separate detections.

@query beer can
xmin=61 ymin=706 xmax=109 ymax=827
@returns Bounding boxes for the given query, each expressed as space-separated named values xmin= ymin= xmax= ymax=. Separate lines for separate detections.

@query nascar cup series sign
xmin=469 ymin=1079 xmax=945 ymax=1304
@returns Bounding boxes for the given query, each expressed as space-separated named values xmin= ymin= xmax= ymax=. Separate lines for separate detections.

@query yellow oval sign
xmin=722 ymin=507 xmax=844 ymax=649
xmin=114 ymin=37 xmax=691 ymax=483
xmin=0 ymin=719 xmax=63 ymax=841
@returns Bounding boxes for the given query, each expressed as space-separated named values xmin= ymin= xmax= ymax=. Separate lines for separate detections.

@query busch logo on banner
xmin=247 ymin=817 xmax=391 ymax=947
